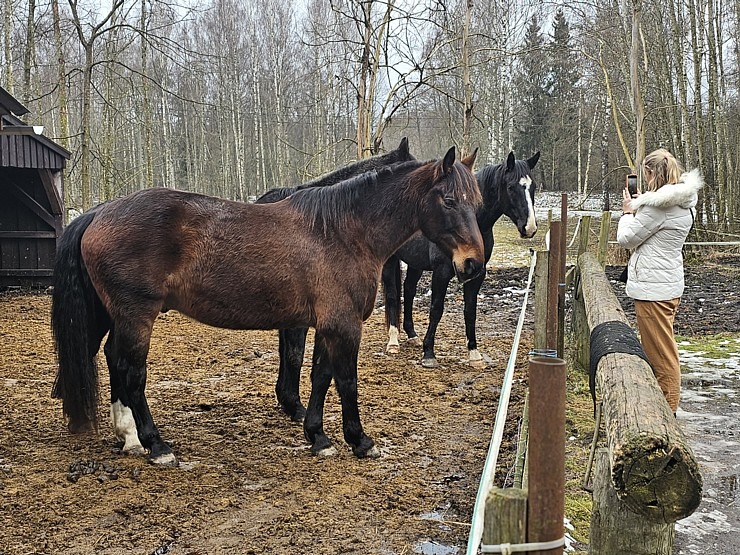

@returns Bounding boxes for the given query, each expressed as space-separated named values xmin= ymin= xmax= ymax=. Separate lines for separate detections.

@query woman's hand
xmin=622 ymin=186 xmax=639 ymax=215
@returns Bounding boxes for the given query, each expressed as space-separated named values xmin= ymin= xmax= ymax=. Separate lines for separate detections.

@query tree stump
xmin=578 ymin=253 xmax=702 ymax=523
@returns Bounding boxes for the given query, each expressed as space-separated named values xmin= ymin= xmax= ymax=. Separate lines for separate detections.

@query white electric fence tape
xmin=480 ymin=536 xmax=566 ymax=554
xmin=465 ymin=251 xmax=538 ymax=554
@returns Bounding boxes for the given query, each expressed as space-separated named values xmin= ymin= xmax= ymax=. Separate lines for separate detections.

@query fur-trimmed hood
xmin=630 ymin=168 xmax=703 ymax=212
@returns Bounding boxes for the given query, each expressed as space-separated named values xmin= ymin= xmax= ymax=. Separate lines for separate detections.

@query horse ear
xmin=461 ymin=147 xmax=478 ymax=170
xmin=442 ymin=146 xmax=456 ymax=175
xmin=528 ymin=151 xmax=541 ymax=169
xmin=506 ymin=151 xmax=516 ymax=172
xmin=399 ymin=137 xmax=409 ymax=155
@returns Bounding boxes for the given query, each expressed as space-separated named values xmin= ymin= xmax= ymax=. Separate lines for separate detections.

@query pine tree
xmin=513 ymin=14 xmax=548 ymax=165
xmin=545 ymin=8 xmax=580 ymax=189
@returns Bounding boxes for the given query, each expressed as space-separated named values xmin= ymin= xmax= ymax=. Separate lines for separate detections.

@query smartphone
xmin=626 ymin=174 xmax=638 ymax=196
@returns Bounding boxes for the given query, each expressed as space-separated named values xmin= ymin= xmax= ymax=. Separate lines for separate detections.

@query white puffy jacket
xmin=616 ymin=169 xmax=703 ymax=301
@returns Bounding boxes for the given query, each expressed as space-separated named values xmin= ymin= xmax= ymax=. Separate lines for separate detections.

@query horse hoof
xmin=315 ymin=445 xmax=339 ymax=457
xmin=122 ymin=445 xmax=147 ymax=457
xmin=406 ymin=336 xmax=422 ymax=347
xmin=469 ymin=358 xmax=487 ymax=369
xmin=386 ymin=343 xmax=400 ymax=354
xmin=289 ymin=407 xmax=306 ymax=423
xmin=150 ymin=452 xmax=179 ymax=467
xmin=421 ymin=357 xmax=439 ymax=368
xmin=68 ymin=419 xmax=95 ymax=435
xmin=361 ymin=445 xmax=382 ymax=459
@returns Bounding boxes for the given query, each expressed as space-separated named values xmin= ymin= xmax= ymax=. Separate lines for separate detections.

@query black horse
xmin=256 ymin=138 xmax=415 ymax=423
xmin=382 ymin=151 xmax=540 ymax=368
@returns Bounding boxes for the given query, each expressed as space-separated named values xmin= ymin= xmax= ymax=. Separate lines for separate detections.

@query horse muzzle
xmin=455 ymin=257 xmax=484 ymax=284
xmin=519 ymin=224 xmax=537 ymax=239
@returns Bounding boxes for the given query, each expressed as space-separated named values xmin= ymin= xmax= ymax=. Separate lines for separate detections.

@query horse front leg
xmin=330 ymin=330 xmax=379 ymax=458
xmin=113 ymin=324 xmax=177 ymax=466
xmin=382 ymin=256 xmax=402 ymax=354
xmin=303 ymin=332 xmax=337 ymax=456
xmin=463 ymin=268 xmax=488 ymax=368
xmin=421 ymin=268 xmax=453 ymax=368
xmin=402 ymin=266 xmax=423 ymax=346
xmin=276 ymin=328 xmax=308 ymax=422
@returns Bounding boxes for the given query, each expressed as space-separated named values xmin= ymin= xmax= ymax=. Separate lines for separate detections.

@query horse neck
xmin=477 ymin=168 xmax=507 ymax=230
xmin=352 ymin=174 xmax=422 ymax=262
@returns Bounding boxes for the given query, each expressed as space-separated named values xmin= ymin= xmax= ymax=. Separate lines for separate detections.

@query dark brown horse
xmin=51 ymin=147 xmax=484 ymax=465
xmin=256 ymin=137 xmax=415 ymax=422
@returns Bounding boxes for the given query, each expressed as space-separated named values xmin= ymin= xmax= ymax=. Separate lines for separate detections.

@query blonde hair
xmin=642 ymin=148 xmax=684 ymax=192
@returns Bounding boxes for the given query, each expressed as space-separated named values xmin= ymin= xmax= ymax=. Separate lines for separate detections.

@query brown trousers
xmin=634 ymin=298 xmax=681 ymax=412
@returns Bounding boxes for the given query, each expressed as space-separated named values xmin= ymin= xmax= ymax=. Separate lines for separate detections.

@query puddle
xmin=675 ymin=340 xmax=740 ymax=553
xmin=418 ymin=504 xmax=453 ymax=532
xmin=413 ymin=540 xmax=459 ymax=555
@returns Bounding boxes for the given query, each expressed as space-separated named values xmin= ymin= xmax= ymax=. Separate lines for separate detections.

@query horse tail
xmin=51 ymin=208 xmax=108 ymax=432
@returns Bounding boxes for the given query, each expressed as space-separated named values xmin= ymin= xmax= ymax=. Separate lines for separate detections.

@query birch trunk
xmin=629 ymin=1 xmax=645 ymax=167
xmin=3 ymin=0 xmax=12 ymax=92
xmin=461 ymin=0 xmax=473 ymax=157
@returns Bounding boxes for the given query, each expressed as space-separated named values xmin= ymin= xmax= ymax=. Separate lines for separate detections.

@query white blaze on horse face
xmin=520 ymin=176 xmax=537 ymax=237
xmin=111 ymin=401 xmax=145 ymax=455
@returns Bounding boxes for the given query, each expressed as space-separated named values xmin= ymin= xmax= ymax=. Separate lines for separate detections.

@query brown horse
xmin=51 ymin=147 xmax=484 ymax=465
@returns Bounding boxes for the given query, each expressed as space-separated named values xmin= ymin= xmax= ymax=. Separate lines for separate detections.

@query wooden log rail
xmin=576 ymin=252 xmax=702 ymax=523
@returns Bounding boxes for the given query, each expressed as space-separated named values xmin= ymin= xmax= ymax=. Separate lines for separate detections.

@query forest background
xmin=2 ymin=0 xmax=738 ymax=231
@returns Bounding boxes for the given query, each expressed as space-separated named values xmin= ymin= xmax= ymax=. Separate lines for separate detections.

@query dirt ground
xmin=0 ymin=268 xmax=534 ymax=555
xmin=2 ymin=251 xmax=738 ymax=555
xmin=605 ymin=252 xmax=740 ymax=337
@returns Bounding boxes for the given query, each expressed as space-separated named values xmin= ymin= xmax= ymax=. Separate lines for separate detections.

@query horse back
xmin=80 ymin=188 xmax=379 ymax=331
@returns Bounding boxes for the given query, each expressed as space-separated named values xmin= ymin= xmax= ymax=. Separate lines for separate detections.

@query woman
xmin=617 ymin=148 xmax=703 ymax=413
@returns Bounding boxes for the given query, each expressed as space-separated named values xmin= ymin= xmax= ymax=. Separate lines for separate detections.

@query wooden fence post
xmin=527 ymin=355 xmax=566 ymax=555
xmin=577 ymin=215 xmax=591 ymax=256
xmin=483 ymin=488 xmax=528 ymax=550
xmin=590 ymin=449 xmax=674 ymax=554
xmin=533 ymin=250 xmax=549 ymax=351
xmin=557 ymin=194 xmax=567 ymax=358
xmin=546 ymin=221 xmax=561 ymax=352
xmin=597 ymin=211 xmax=611 ymax=266
xmin=578 ymin=252 xmax=702 ymax=522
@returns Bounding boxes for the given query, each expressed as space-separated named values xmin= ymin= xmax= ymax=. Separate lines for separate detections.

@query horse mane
xmin=285 ymin=155 xmax=481 ymax=236
xmin=287 ymin=170 xmax=380 ymax=235
xmin=256 ymin=139 xmax=413 ymax=204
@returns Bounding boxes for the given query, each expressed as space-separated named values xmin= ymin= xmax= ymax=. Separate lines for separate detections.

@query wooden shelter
xmin=0 ymin=85 xmax=69 ymax=288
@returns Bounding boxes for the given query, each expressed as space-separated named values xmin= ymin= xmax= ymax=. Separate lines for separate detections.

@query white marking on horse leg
xmin=316 ymin=445 xmax=339 ymax=457
xmin=469 ymin=349 xmax=487 ymax=369
xmin=111 ymin=401 xmax=146 ymax=456
xmin=386 ymin=325 xmax=400 ymax=354
xmin=150 ymin=452 xmax=179 ymax=466
xmin=521 ymin=177 xmax=537 ymax=237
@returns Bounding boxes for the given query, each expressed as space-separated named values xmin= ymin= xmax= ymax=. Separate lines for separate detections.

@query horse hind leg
xmin=110 ymin=318 xmax=177 ymax=466
xmin=402 ymin=266 xmax=423 ymax=347
xmin=105 ymin=330 xmax=146 ymax=456
xmin=382 ymin=256 xmax=402 ymax=354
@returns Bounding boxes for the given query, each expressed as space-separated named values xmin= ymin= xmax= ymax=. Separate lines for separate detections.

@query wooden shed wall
xmin=0 ymin=134 xmax=67 ymax=169
xmin=0 ymin=168 xmax=60 ymax=288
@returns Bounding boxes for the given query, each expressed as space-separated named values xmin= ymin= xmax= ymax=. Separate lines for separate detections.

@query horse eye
xmin=443 ymin=196 xmax=456 ymax=208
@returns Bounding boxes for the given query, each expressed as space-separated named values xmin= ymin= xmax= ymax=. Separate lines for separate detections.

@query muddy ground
xmin=1 ymin=252 xmax=737 ymax=555
xmin=0 ymin=268 xmax=534 ymax=555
